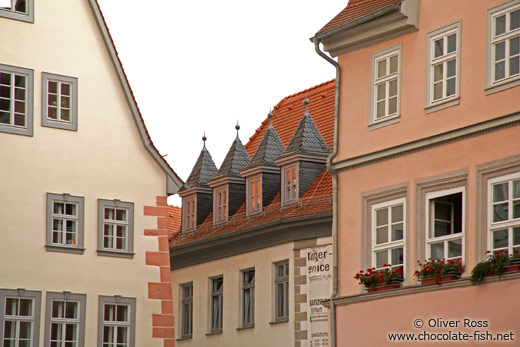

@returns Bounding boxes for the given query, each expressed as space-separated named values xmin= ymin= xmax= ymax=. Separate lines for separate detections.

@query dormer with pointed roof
xmin=240 ymin=113 xmax=285 ymax=216
xmin=275 ymin=98 xmax=330 ymax=206
xmin=208 ymin=124 xmax=250 ymax=225
xmin=179 ymin=135 xmax=217 ymax=232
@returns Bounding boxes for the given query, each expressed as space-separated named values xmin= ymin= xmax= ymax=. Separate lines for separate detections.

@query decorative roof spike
xmin=202 ymin=132 xmax=207 ymax=148
xmin=303 ymin=96 xmax=309 ymax=113
xmin=268 ymin=111 xmax=274 ymax=128
xmin=235 ymin=122 xmax=240 ymax=137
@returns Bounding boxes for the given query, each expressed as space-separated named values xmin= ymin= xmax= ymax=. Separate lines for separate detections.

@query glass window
xmin=97 ymin=199 xmax=134 ymax=257
xmin=213 ymin=187 xmax=228 ymax=225
xmin=248 ymin=176 xmax=262 ymax=215
xmin=181 ymin=283 xmax=193 ymax=338
xmin=44 ymin=292 xmax=86 ymax=347
xmin=46 ymin=193 xmax=85 ymax=253
xmin=0 ymin=289 xmax=41 ymax=347
xmin=371 ymin=46 xmax=401 ymax=124
xmin=274 ymin=261 xmax=289 ymax=321
xmin=182 ymin=197 xmax=196 ymax=232
xmin=241 ymin=269 xmax=255 ymax=328
xmin=0 ymin=0 xmax=34 ymax=22
xmin=210 ymin=277 xmax=223 ymax=333
xmin=372 ymin=199 xmax=405 ymax=271
xmin=283 ymin=166 xmax=298 ymax=205
xmin=0 ymin=64 xmax=33 ymax=136
xmin=98 ymin=296 xmax=136 ymax=347
xmin=42 ymin=73 xmax=78 ymax=131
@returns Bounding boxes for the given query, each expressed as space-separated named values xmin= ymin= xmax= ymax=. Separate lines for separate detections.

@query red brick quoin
xmin=145 ymin=196 xmax=175 ymax=347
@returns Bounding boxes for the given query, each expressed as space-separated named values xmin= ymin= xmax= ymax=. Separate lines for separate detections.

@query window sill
xmin=425 ymin=97 xmax=460 ymax=114
xmin=205 ymin=330 xmax=222 ymax=336
xmin=0 ymin=10 xmax=34 ymax=23
xmin=485 ymin=78 xmax=520 ymax=95
xmin=368 ymin=115 xmax=400 ymax=130
xmin=269 ymin=318 xmax=289 ymax=324
xmin=45 ymin=245 xmax=85 ymax=254
xmin=236 ymin=325 xmax=254 ymax=330
xmin=175 ymin=335 xmax=192 ymax=341
xmin=96 ymin=249 xmax=135 ymax=259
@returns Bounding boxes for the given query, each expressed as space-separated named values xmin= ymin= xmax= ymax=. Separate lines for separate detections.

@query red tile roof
xmin=315 ymin=0 xmax=401 ymax=37
xmin=170 ymin=80 xmax=335 ymax=247
xmin=167 ymin=206 xmax=182 ymax=240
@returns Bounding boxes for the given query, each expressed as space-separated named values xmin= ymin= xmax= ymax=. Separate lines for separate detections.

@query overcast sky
xmin=95 ymin=0 xmax=346 ymax=205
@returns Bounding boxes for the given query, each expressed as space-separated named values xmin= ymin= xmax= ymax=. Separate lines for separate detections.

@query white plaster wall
xmin=172 ymin=243 xmax=296 ymax=347
xmin=0 ymin=1 xmax=167 ymax=345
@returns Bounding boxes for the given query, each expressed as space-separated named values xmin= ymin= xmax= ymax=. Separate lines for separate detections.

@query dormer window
xmin=214 ymin=186 xmax=228 ymax=224
xmin=183 ymin=197 xmax=196 ymax=232
xmin=247 ymin=176 xmax=262 ymax=215
xmin=283 ymin=165 xmax=298 ymax=205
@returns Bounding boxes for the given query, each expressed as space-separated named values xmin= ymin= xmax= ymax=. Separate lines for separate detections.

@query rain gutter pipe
xmin=312 ymin=39 xmax=340 ymax=347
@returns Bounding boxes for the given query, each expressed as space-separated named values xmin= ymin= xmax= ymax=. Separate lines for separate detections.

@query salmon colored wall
xmin=335 ymin=278 xmax=520 ymax=346
xmin=336 ymin=125 xmax=520 ymax=296
xmin=335 ymin=0 xmax=520 ymax=161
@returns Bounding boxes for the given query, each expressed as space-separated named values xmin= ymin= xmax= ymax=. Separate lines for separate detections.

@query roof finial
xmin=268 ymin=111 xmax=274 ymax=127
xmin=202 ymin=132 xmax=207 ymax=148
xmin=303 ymin=96 xmax=309 ymax=113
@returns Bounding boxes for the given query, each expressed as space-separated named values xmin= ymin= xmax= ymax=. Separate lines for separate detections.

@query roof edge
xmin=88 ymin=0 xmax=184 ymax=195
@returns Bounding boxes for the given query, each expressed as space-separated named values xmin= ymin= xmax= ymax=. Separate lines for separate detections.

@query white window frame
xmin=0 ymin=63 xmax=33 ymax=136
xmin=425 ymin=187 xmax=465 ymax=262
xmin=488 ymin=172 xmax=520 ymax=254
xmin=209 ymin=276 xmax=223 ymax=334
xmin=182 ymin=196 xmax=196 ymax=232
xmin=180 ymin=283 xmax=193 ymax=339
xmin=246 ymin=176 xmax=262 ymax=216
xmin=273 ymin=260 xmax=289 ymax=322
xmin=0 ymin=289 xmax=41 ymax=347
xmin=213 ymin=187 xmax=228 ymax=225
xmin=486 ymin=0 xmax=520 ymax=93
xmin=240 ymin=268 xmax=255 ymax=328
xmin=97 ymin=199 xmax=134 ymax=258
xmin=282 ymin=165 xmax=298 ymax=206
xmin=42 ymin=72 xmax=78 ymax=131
xmin=44 ymin=292 xmax=86 ymax=347
xmin=97 ymin=296 xmax=136 ymax=347
xmin=0 ymin=0 xmax=34 ymax=22
xmin=425 ymin=22 xmax=461 ymax=112
xmin=371 ymin=198 xmax=406 ymax=272
xmin=369 ymin=44 xmax=401 ymax=129
xmin=46 ymin=193 xmax=85 ymax=254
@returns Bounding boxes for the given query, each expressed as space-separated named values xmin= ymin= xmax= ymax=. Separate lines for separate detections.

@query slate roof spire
xmin=180 ymin=134 xmax=218 ymax=191
xmin=283 ymin=97 xmax=330 ymax=155
xmin=245 ymin=112 xmax=285 ymax=168
xmin=213 ymin=124 xmax=250 ymax=179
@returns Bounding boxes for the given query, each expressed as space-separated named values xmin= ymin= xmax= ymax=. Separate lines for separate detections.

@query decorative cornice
xmin=275 ymin=152 xmax=329 ymax=167
xmin=177 ymin=186 xmax=212 ymax=197
xmin=207 ymin=175 xmax=245 ymax=188
xmin=333 ymin=110 xmax=520 ymax=173
xmin=240 ymin=165 xmax=280 ymax=177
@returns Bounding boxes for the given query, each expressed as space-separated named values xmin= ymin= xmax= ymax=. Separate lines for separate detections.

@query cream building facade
xmin=0 ymin=1 xmax=182 ymax=346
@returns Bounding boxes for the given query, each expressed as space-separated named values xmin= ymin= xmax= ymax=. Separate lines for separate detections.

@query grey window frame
xmin=486 ymin=0 xmax=520 ymax=94
xmin=282 ymin=165 xmax=298 ymax=206
xmin=97 ymin=199 xmax=134 ymax=258
xmin=0 ymin=288 xmax=41 ymax=346
xmin=46 ymin=193 xmax=85 ymax=254
xmin=274 ymin=260 xmax=289 ymax=322
xmin=42 ymin=72 xmax=78 ymax=131
xmin=0 ymin=63 xmax=33 ymax=136
xmin=97 ymin=296 xmax=136 ymax=347
xmin=369 ymin=44 xmax=402 ymax=130
xmin=425 ymin=21 xmax=461 ymax=113
xmin=213 ymin=186 xmax=228 ymax=225
xmin=182 ymin=196 xmax=196 ymax=232
xmin=209 ymin=276 xmax=223 ymax=333
xmin=241 ymin=268 xmax=255 ymax=328
xmin=0 ymin=0 xmax=34 ymax=23
xmin=246 ymin=175 xmax=262 ymax=216
xmin=44 ymin=292 xmax=86 ymax=347
xmin=180 ymin=283 xmax=193 ymax=339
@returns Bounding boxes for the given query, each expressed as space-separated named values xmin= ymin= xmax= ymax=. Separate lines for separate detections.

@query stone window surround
xmin=0 ymin=288 xmax=41 ymax=346
xmin=97 ymin=295 xmax=136 ymax=347
xmin=45 ymin=193 xmax=85 ymax=254
xmin=44 ymin=292 xmax=86 ymax=347
xmin=41 ymin=72 xmax=78 ymax=131
xmin=97 ymin=199 xmax=135 ymax=258
xmin=0 ymin=63 xmax=34 ymax=136
xmin=0 ymin=0 xmax=34 ymax=23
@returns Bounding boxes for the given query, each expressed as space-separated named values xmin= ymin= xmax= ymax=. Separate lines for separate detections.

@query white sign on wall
xmin=306 ymin=245 xmax=332 ymax=347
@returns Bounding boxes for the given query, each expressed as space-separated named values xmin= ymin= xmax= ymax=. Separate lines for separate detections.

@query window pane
xmin=0 ymin=85 xmax=10 ymax=98
xmin=19 ymin=321 xmax=31 ymax=338
xmin=115 ymin=209 xmax=126 ymax=221
xmin=48 ymin=93 xmax=57 ymax=107
xmin=447 ymin=59 xmax=456 ymax=77
xmin=493 ymin=203 xmax=509 ymax=222
xmin=117 ymin=327 xmax=128 ymax=343
xmin=447 ymin=34 xmax=456 ymax=53
xmin=391 ymin=205 xmax=403 ymax=222
xmin=116 ymin=305 xmax=128 ymax=322
xmin=493 ymin=229 xmax=508 ymax=249
xmin=65 ymin=302 xmax=77 ymax=319
xmin=61 ymin=83 xmax=71 ymax=96
xmin=19 ymin=299 xmax=32 ymax=316
xmin=391 ymin=223 xmax=403 ymax=241
xmin=388 ymin=79 xmax=397 ymax=97
xmin=14 ymin=75 xmax=25 ymax=88
xmin=430 ymin=242 xmax=444 ymax=259
xmin=65 ymin=203 xmax=76 ymax=216
xmin=493 ymin=182 xmax=508 ymax=202
xmin=5 ymin=298 xmax=17 ymax=315
xmin=376 ymin=101 xmax=385 ymax=118
xmin=510 ymin=56 xmax=519 ymax=76
xmin=391 ymin=247 xmax=403 ymax=265
xmin=446 ymin=78 xmax=456 ymax=96
xmin=376 ymin=208 xmax=388 ymax=227
xmin=434 ymin=82 xmax=442 ymax=100
xmin=513 ymin=227 xmax=520 ymax=245
xmin=495 ymin=61 xmax=506 ymax=80
xmin=104 ymin=304 xmax=115 ymax=321
xmin=14 ymin=87 xmax=25 ymax=101
xmin=447 ymin=239 xmax=462 ymax=258
xmin=375 ymin=250 xmax=387 ymax=268
xmin=376 ymin=83 xmax=385 ymax=101
xmin=376 ymin=226 xmax=388 ymax=244
xmin=49 ymin=81 xmax=58 ymax=94
xmin=514 ymin=200 xmax=520 ymax=219
xmin=434 ymin=221 xmax=450 ymax=237
xmin=495 ymin=14 xmax=506 ymax=35
xmin=434 ymin=64 xmax=443 ymax=82
xmin=434 ymin=38 xmax=444 ymax=57
xmin=14 ymin=113 xmax=25 ymax=126
xmin=52 ymin=301 xmax=64 ymax=318
xmin=0 ymin=73 xmax=11 ymax=85
xmin=514 ymin=180 xmax=520 ymax=198
xmin=435 ymin=202 xmax=451 ymax=220
xmin=4 ymin=320 xmax=15 ymax=340
xmin=389 ymin=55 xmax=398 ymax=74
xmin=377 ymin=59 xmax=386 ymax=78
xmin=65 ymin=323 xmax=77 ymax=341
xmin=495 ymin=41 xmax=506 ymax=61
xmin=388 ymin=97 xmax=397 ymax=115
xmin=510 ymin=9 xmax=520 ymax=30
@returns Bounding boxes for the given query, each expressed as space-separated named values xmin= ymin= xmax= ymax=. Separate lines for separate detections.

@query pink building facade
xmin=313 ymin=0 xmax=520 ymax=345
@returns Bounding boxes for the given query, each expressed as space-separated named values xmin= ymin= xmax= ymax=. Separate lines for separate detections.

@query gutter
xmin=311 ymin=38 xmax=340 ymax=347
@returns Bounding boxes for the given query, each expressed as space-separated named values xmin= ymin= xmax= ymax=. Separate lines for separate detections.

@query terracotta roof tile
xmin=315 ymin=0 xmax=401 ymax=37
xmin=167 ymin=206 xmax=182 ymax=241
xmin=170 ymin=80 xmax=336 ymax=247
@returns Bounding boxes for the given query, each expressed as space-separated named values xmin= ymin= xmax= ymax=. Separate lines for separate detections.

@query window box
xmin=414 ymin=258 xmax=464 ymax=285
xmin=354 ymin=266 xmax=403 ymax=293
xmin=470 ymin=250 xmax=520 ymax=284
xmin=420 ymin=273 xmax=460 ymax=285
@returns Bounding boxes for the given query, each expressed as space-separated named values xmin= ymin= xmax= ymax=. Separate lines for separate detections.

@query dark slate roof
xmin=180 ymin=145 xmax=218 ymax=190
xmin=214 ymin=135 xmax=250 ymax=178
xmin=245 ymin=120 xmax=285 ymax=169
xmin=283 ymin=107 xmax=330 ymax=156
